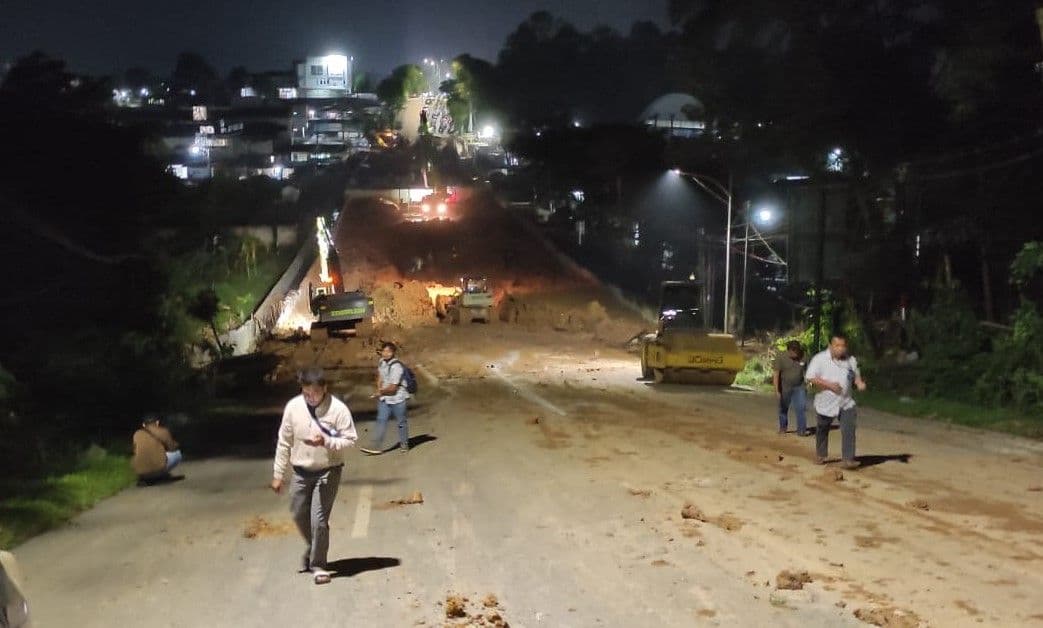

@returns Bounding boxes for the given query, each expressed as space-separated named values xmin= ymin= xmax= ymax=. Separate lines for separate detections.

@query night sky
xmin=1 ymin=0 xmax=667 ymax=78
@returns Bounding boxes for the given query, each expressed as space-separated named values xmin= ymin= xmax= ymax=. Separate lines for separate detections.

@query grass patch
xmin=213 ymin=246 xmax=296 ymax=330
xmin=860 ymin=390 xmax=1043 ymax=439
xmin=734 ymin=353 xmax=775 ymax=391
xmin=0 ymin=447 xmax=134 ymax=549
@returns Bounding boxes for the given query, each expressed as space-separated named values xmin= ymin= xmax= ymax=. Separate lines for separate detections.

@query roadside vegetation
xmin=0 ymin=56 xmax=308 ymax=547
xmin=735 ymin=242 xmax=1043 ymax=438
xmin=0 ymin=447 xmax=134 ymax=549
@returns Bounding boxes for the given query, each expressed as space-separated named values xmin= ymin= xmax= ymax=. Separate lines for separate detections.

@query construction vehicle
xmin=309 ymin=216 xmax=374 ymax=340
xmin=434 ymin=276 xmax=494 ymax=324
xmin=640 ymin=280 xmax=745 ymax=385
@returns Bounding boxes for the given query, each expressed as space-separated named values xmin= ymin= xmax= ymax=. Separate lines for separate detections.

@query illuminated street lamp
xmin=670 ymin=169 xmax=735 ymax=334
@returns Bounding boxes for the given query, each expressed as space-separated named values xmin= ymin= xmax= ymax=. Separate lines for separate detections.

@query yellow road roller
xmin=640 ymin=280 xmax=745 ymax=385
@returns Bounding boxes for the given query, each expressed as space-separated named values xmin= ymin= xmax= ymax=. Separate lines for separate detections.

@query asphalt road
xmin=14 ymin=326 xmax=1043 ymax=627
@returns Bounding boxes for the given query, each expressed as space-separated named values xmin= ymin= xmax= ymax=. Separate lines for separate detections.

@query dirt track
xmin=13 ymin=193 xmax=1043 ymax=627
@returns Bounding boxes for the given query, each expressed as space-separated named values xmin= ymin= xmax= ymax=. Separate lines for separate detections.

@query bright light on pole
xmin=756 ymin=208 xmax=774 ymax=225
xmin=670 ymin=169 xmax=734 ymax=334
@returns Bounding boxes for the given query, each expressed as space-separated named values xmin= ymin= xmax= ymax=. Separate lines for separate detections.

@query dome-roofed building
xmin=639 ymin=93 xmax=706 ymax=138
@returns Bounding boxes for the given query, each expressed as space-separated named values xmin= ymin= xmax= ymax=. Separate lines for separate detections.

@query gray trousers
xmin=289 ymin=465 xmax=342 ymax=570
xmin=816 ymin=408 xmax=857 ymax=461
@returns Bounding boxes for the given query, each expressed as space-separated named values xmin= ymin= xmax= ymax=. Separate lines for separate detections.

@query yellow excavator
xmin=641 ymin=280 xmax=745 ymax=385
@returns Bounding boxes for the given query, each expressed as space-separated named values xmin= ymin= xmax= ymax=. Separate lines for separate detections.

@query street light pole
xmin=740 ymin=201 xmax=751 ymax=346
xmin=674 ymin=169 xmax=734 ymax=334
xmin=724 ymin=173 xmax=733 ymax=335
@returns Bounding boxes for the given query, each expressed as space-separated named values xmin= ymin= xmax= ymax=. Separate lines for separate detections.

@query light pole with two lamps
xmin=669 ymin=168 xmax=735 ymax=334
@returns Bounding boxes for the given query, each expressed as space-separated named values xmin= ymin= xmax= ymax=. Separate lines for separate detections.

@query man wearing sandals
xmin=271 ymin=366 xmax=357 ymax=584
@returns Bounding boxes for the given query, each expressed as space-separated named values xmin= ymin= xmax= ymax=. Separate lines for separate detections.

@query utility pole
xmin=1036 ymin=5 xmax=1043 ymax=84
xmin=812 ymin=186 xmax=827 ymax=352
xmin=697 ymin=227 xmax=710 ymax=329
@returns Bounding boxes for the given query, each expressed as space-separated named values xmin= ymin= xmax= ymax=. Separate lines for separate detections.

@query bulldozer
xmin=434 ymin=276 xmax=494 ymax=324
xmin=640 ymin=280 xmax=745 ymax=385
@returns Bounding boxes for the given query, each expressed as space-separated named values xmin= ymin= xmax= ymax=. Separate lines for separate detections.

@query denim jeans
xmin=373 ymin=400 xmax=409 ymax=450
xmin=816 ymin=407 xmax=857 ymax=461
xmin=778 ymin=386 xmax=807 ymax=433
xmin=165 ymin=450 xmax=183 ymax=472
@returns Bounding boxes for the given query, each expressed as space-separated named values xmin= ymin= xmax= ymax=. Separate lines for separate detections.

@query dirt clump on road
xmin=387 ymin=491 xmax=425 ymax=507
xmin=629 ymin=488 xmax=652 ymax=497
xmin=242 ymin=516 xmax=294 ymax=539
xmin=444 ymin=594 xmax=468 ymax=618
xmin=828 ymin=468 xmax=846 ymax=481
xmin=907 ymin=499 xmax=930 ymax=511
xmin=853 ymin=606 xmax=922 ymax=627
xmin=681 ymin=503 xmax=705 ymax=521
xmin=441 ymin=592 xmax=510 ymax=627
xmin=776 ymin=570 xmax=813 ymax=590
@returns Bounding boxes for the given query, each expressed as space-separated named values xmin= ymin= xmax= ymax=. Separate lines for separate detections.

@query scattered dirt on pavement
xmin=776 ymin=570 xmax=813 ymax=590
xmin=651 ymin=559 xmax=671 ymax=567
xmin=855 ymin=534 xmax=900 ymax=549
xmin=828 ymin=468 xmax=846 ymax=482
xmin=378 ymin=491 xmax=426 ymax=510
xmin=853 ymin=606 xmax=922 ymax=627
xmin=907 ymin=499 xmax=931 ymax=511
xmin=481 ymin=594 xmax=499 ymax=608
xmin=953 ymin=600 xmax=981 ymax=616
xmin=628 ymin=488 xmax=652 ymax=497
xmin=242 ymin=516 xmax=294 ymax=539
xmin=696 ymin=608 xmax=717 ymax=618
xmin=526 ymin=416 xmax=541 ymax=425
xmin=712 ymin=513 xmax=744 ymax=532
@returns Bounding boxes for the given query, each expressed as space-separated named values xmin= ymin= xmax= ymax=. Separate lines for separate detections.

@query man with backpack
xmin=361 ymin=342 xmax=414 ymax=455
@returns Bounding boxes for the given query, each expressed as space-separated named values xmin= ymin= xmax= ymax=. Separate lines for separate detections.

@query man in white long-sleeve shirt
xmin=270 ymin=366 xmax=357 ymax=584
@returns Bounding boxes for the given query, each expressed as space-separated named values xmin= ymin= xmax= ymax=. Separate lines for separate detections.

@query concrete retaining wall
xmin=220 ymin=226 xmax=316 ymax=356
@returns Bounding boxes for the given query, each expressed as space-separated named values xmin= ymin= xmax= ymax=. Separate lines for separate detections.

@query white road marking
xmin=491 ymin=369 xmax=568 ymax=416
xmin=350 ymin=485 xmax=372 ymax=538
xmin=490 ymin=351 xmax=569 ymax=416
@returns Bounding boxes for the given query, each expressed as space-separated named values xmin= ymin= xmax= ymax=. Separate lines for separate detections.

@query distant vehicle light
xmin=421 ymin=203 xmax=431 ymax=213
xmin=437 ymin=202 xmax=448 ymax=215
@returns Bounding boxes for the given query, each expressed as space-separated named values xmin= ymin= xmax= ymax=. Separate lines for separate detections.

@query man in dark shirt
xmin=773 ymin=340 xmax=808 ymax=436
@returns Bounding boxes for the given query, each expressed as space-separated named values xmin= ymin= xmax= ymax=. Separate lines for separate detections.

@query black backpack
xmin=390 ymin=359 xmax=419 ymax=394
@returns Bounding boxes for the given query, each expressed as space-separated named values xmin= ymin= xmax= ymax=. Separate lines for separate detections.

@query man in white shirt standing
xmin=271 ymin=366 xmax=357 ymax=584
xmin=805 ymin=333 xmax=867 ymax=469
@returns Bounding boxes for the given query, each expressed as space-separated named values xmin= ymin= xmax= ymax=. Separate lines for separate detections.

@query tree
xmin=0 ymin=51 xmax=108 ymax=109
xmin=353 ymin=71 xmax=376 ymax=93
xmin=376 ymin=64 xmax=426 ymax=112
xmin=226 ymin=65 xmax=250 ymax=93
xmin=171 ymin=51 xmax=221 ymax=102
xmin=440 ymin=54 xmax=499 ymax=133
